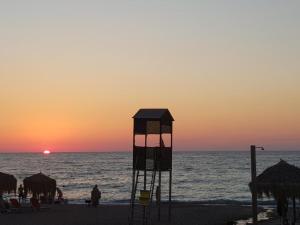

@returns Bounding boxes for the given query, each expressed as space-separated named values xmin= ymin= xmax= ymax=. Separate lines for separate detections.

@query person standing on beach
xmin=91 ymin=185 xmax=101 ymax=207
xmin=18 ymin=184 xmax=24 ymax=203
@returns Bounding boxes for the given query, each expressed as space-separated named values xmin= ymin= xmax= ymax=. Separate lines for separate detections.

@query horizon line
xmin=0 ymin=149 xmax=299 ymax=153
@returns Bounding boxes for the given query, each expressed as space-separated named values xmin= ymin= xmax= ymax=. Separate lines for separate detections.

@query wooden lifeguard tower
xmin=129 ymin=109 xmax=174 ymax=225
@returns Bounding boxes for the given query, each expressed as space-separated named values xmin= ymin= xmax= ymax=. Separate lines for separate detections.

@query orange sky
xmin=0 ymin=1 xmax=300 ymax=152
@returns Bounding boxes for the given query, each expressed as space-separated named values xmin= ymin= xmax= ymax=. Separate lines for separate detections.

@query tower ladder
xmin=129 ymin=168 xmax=157 ymax=225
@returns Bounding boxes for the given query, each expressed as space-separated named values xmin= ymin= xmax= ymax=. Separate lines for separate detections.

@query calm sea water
xmin=1 ymin=151 xmax=300 ymax=204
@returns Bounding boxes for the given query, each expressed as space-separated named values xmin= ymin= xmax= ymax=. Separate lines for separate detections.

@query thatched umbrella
xmin=0 ymin=172 xmax=17 ymax=194
xmin=249 ymin=160 xmax=300 ymax=223
xmin=23 ymin=172 xmax=56 ymax=202
xmin=250 ymin=160 xmax=300 ymax=199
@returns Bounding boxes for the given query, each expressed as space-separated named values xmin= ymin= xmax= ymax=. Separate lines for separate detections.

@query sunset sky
xmin=0 ymin=1 xmax=299 ymax=152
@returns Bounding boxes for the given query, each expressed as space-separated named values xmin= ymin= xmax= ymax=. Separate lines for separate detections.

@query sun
xmin=43 ymin=150 xmax=51 ymax=154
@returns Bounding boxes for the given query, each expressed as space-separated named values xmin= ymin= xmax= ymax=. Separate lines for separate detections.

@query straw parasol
xmin=249 ymin=159 xmax=300 ymax=199
xmin=249 ymin=159 xmax=300 ymax=223
xmin=23 ymin=172 xmax=56 ymax=199
xmin=0 ymin=172 xmax=17 ymax=194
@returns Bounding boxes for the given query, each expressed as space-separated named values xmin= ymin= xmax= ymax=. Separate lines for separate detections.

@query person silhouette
xmin=18 ymin=184 xmax=24 ymax=203
xmin=56 ymin=187 xmax=63 ymax=202
xmin=91 ymin=185 xmax=101 ymax=207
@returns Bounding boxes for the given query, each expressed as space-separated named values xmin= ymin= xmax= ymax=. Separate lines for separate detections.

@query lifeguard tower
xmin=129 ymin=109 xmax=174 ymax=225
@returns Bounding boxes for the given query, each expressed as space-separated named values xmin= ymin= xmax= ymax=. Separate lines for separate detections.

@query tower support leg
xmin=143 ymin=169 xmax=146 ymax=225
xmin=158 ymin=170 xmax=161 ymax=221
xmin=168 ymin=170 xmax=172 ymax=221
xmin=131 ymin=169 xmax=136 ymax=220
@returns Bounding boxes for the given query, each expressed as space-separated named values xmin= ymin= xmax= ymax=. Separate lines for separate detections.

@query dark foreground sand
xmin=1 ymin=203 xmax=259 ymax=225
xmin=258 ymin=218 xmax=300 ymax=225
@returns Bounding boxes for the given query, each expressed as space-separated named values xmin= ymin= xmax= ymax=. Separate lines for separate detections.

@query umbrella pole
xmin=293 ymin=196 xmax=296 ymax=224
xmin=250 ymin=145 xmax=258 ymax=225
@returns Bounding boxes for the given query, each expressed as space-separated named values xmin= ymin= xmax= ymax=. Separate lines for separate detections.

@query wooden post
xmin=144 ymin=134 xmax=148 ymax=190
xmin=131 ymin=169 xmax=136 ymax=221
xmin=169 ymin=130 xmax=173 ymax=221
xmin=143 ymin=134 xmax=147 ymax=225
xmin=158 ymin=170 xmax=161 ymax=221
xmin=131 ymin=131 xmax=136 ymax=222
xmin=293 ymin=197 xmax=296 ymax=224
xmin=158 ymin=121 xmax=162 ymax=221
xmin=168 ymin=170 xmax=172 ymax=221
xmin=251 ymin=145 xmax=258 ymax=225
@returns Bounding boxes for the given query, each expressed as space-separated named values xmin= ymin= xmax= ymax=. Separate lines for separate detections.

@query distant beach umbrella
xmin=23 ymin=172 xmax=56 ymax=200
xmin=249 ymin=159 xmax=300 ymax=199
xmin=0 ymin=172 xmax=17 ymax=194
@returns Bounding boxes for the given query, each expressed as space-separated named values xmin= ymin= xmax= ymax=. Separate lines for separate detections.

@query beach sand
xmin=1 ymin=203 xmax=257 ymax=225
xmin=259 ymin=218 xmax=300 ymax=225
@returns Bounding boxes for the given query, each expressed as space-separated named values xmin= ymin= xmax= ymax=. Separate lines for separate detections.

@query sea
xmin=1 ymin=151 xmax=299 ymax=205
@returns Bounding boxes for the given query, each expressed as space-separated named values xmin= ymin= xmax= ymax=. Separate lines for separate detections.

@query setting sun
xmin=43 ymin=150 xmax=51 ymax=154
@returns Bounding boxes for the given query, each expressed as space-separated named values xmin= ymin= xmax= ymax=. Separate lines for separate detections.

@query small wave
xmin=67 ymin=198 xmax=131 ymax=205
xmin=66 ymin=198 xmax=276 ymax=207
xmin=185 ymin=199 xmax=276 ymax=206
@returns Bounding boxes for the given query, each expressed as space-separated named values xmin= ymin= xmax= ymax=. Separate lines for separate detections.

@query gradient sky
xmin=1 ymin=1 xmax=300 ymax=152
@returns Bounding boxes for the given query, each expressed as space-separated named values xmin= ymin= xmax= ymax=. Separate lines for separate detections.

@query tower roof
xmin=133 ymin=109 xmax=174 ymax=121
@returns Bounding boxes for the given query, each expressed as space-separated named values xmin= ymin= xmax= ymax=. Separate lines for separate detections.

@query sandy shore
xmin=258 ymin=218 xmax=300 ymax=225
xmin=0 ymin=203 xmax=258 ymax=225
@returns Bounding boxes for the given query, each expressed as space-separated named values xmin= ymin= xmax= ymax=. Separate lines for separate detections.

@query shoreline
xmin=53 ymin=198 xmax=278 ymax=206
xmin=4 ymin=194 xmax=277 ymax=206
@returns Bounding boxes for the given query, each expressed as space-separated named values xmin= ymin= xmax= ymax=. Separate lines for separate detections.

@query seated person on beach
xmin=91 ymin=185 xmax=101 ymax=207
xmin=56 ymin=187 xmax=64 ymax=202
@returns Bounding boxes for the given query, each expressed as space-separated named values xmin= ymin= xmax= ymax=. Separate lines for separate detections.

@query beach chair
xmin=9 ymin=199 xmax=21 ymax=212
xmin=9 ymin=198 xmax=32 ymax=213
xmin=30 ymin=198 xmax=50 ymax=211
xmin=30 ymin=198 xmax=41 ymax=211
